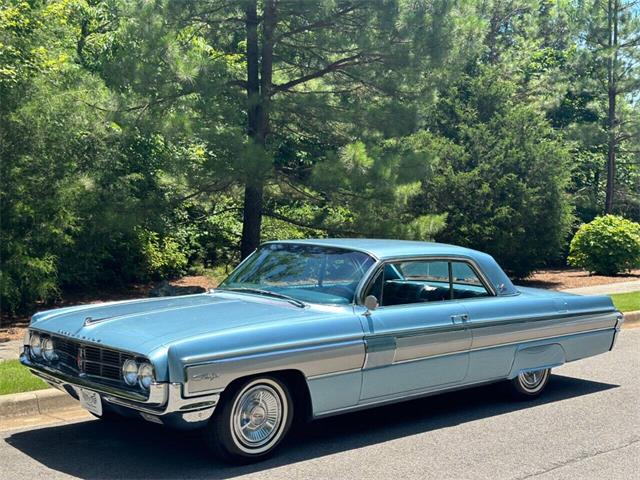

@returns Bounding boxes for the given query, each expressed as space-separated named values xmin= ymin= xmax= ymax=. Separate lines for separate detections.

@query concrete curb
xmin=623 ymin=310 xmax=640 ymax=328
xmin=0 ymin=388 xmax=79 ymax=420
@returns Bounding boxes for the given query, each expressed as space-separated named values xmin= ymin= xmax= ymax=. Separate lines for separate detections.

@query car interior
xmin=366 ymin=261 xmax=491 ymax=307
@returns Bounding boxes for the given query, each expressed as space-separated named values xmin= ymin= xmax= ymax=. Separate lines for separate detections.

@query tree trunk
xmin=240 ymin=0 xmax=276 ymax=259
xmin=604 ymin=0 xmax=618 ymax=214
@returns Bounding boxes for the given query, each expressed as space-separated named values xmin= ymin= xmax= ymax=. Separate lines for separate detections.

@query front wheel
xmin=204 ymin=376 xmax=294 ymax=463
xmin=508 ymin=368 xmax=551 ymax=399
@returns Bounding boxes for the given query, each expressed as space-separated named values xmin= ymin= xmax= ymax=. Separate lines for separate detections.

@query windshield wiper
xmin=222 ymin=287 xmax=307 ymax=308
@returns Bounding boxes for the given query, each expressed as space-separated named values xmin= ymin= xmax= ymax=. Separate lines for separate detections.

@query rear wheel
xmin=508 ymin=368 xmax=551 ymax=399
xmin=204 ymin=376 xmax=293 ymax=463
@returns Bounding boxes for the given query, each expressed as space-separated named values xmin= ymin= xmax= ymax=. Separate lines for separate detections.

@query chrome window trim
xmin=355 ymin=255 xmax=497 ymax=306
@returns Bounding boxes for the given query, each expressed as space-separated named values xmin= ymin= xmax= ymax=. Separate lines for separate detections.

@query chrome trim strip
xmin=183 ymin=339 xmax=365 ymax=397
xmin=306 ymin=367 xmax=362 ymax=380
xmin=104 ymin=383 xmax=220 ymax=415
xmin=391 ymin=348 xmax=469 ymax=366
xmin=389 ymin=326 xmax=615 ymax=367
xmin=182 ymin=336 xmax=364 ymax=365
xmin=467 ymin=310 xmax=616 ymax=330
xmin=361 ymin=310 xmax=616 ymax=342
xmin=301 ymin=324 xmax=617 ymax=378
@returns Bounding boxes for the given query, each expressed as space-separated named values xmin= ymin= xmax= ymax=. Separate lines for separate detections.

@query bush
xmin=568 ymin=215 xmax=640 ymax=275
xmin=138 ymin=230 xmax=189 ymax=281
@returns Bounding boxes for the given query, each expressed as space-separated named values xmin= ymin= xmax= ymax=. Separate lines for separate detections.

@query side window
xmin=450 ymin=262 xmax=490 ymax=299
xmin=365 ymin=259 xmax=490 ymax=307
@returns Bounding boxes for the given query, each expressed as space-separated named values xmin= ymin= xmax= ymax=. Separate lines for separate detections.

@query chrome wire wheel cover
xmin=230 ymin=380 xmax=287 ymax=454
xmin=518 ymin=369 xmax=548 ymax=392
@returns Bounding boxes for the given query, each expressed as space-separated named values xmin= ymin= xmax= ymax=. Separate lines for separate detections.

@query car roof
xmin=264 ymin=238 xmax=481 ymax=260
xmin=263 ymin=238 xmax=518 ymax=296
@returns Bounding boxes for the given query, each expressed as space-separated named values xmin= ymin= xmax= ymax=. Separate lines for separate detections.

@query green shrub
xmin=568 ymin=215 xmax=640 ymax=275
xmin=138 ymin=230 xmax=189 ymax=281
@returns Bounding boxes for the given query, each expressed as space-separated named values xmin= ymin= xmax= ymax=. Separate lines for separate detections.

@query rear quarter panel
xmin=465 ymin=289 xmax=619 ymax=382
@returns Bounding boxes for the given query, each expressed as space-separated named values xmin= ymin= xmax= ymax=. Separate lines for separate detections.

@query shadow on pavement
xmin=4 ymin=375 xmax=617 ymax=479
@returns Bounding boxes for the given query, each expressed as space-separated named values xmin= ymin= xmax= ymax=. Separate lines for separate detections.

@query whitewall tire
xmin=204 ymin=376 xmax=294 ymax=463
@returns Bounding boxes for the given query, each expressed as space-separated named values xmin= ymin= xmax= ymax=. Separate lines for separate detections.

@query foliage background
xmin=1 ymin=0 xmax=638 ymax=315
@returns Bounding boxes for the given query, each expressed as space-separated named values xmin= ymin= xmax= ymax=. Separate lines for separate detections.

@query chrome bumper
xmin=20 ymin=352 xmax=220 ymax=423
xmin=610 ymin=312 xmax=624 ymax=350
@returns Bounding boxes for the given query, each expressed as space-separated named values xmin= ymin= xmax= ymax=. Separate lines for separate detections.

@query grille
xmin=51 ymin=336 xmax=79 ymax=366
xmin=82 ymin=345 xmax=134 ymax=380
xmin=51 ymin=335 xmax=134 ymax=382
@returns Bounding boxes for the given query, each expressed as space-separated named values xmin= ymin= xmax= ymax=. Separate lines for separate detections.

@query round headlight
xmin=122 ymin=359 xmax=139 ymax=386
xmin=42 ymin=337 xmax=57 ymax=362
xmin=138 ymin=363 xmax=154 ymax=390
xmin=29 ymin=333 xmax=42 ymax=358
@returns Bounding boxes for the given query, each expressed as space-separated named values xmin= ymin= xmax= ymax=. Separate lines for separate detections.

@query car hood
xmin=30 ymin=292 xmax=339 ymax=355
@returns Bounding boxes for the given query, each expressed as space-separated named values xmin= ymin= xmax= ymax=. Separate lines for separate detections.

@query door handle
xmin=451 ymin=314 xmax=469 ymax=324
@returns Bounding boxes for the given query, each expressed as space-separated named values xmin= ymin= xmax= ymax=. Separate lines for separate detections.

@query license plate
xmin=78 ymin=388 xmax=102 ymax=416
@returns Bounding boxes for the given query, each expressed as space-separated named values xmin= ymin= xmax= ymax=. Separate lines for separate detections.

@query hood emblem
xmin=57 ymin=329 xmax=101 ymax=343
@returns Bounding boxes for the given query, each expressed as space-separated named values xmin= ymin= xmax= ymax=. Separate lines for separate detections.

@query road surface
xmin=1 ymin=330 xmax=638 ymax=480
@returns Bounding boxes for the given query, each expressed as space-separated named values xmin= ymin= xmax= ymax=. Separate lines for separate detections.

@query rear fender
xmin=508 ymin=343 xmax=566 ymax=379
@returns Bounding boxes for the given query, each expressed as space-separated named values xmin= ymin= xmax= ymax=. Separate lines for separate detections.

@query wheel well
xmin=219 ymin=369 xmax=313 ymax=423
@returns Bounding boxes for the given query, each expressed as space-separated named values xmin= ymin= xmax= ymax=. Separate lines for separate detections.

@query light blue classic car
xmin=21 ymin=239 xmax=623 ymax=462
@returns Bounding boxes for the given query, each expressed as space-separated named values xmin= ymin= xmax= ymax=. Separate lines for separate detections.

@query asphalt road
xmin=1 ymin=330 xmax=638 ymax=480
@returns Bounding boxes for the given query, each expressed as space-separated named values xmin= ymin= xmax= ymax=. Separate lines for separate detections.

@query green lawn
xmin=0 ymin=360 xmax=49 ymax=396
xmin=610 ymin=291 xmax=640 ymax=313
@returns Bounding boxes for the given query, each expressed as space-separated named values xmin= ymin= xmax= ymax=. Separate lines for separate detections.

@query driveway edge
xmin=0 ymin=388 xmax=80 ymax=420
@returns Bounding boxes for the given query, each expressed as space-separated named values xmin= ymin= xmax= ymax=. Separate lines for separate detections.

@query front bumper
xmin=20 ymin=352 xmax=220 ymax=429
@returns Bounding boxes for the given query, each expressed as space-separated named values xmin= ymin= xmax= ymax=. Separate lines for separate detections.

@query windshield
xmin=219 ymin=243 xmax=376 ymax=305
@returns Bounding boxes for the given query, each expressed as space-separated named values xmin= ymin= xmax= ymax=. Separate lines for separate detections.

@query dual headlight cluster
xmin=122 ymin=359 xmax=155 ymax=390
xmin=28 ymin=332 xmax=58 ymax=363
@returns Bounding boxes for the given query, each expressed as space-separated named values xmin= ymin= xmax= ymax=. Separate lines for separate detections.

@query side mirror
xmin=364 ymin=295 xmax=379 ymax=314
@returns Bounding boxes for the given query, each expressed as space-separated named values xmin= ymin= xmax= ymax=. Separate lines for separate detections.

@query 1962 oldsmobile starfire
xmin=21 ymin=239 xmax=623 ymax=462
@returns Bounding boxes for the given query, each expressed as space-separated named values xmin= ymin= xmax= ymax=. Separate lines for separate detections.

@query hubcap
xmin=232 ymin=383 xmax=284 ymax=449
xmin=519 ymin=369 xmax=547 ymax=391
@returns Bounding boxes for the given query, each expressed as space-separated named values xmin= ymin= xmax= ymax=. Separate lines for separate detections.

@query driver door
xmin=359 ymin=259 xmax=473 ymax=400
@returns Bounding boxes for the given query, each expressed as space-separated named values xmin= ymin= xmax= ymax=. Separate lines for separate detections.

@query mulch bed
xmin=518 ymin=269 xmax=640 ymax=290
